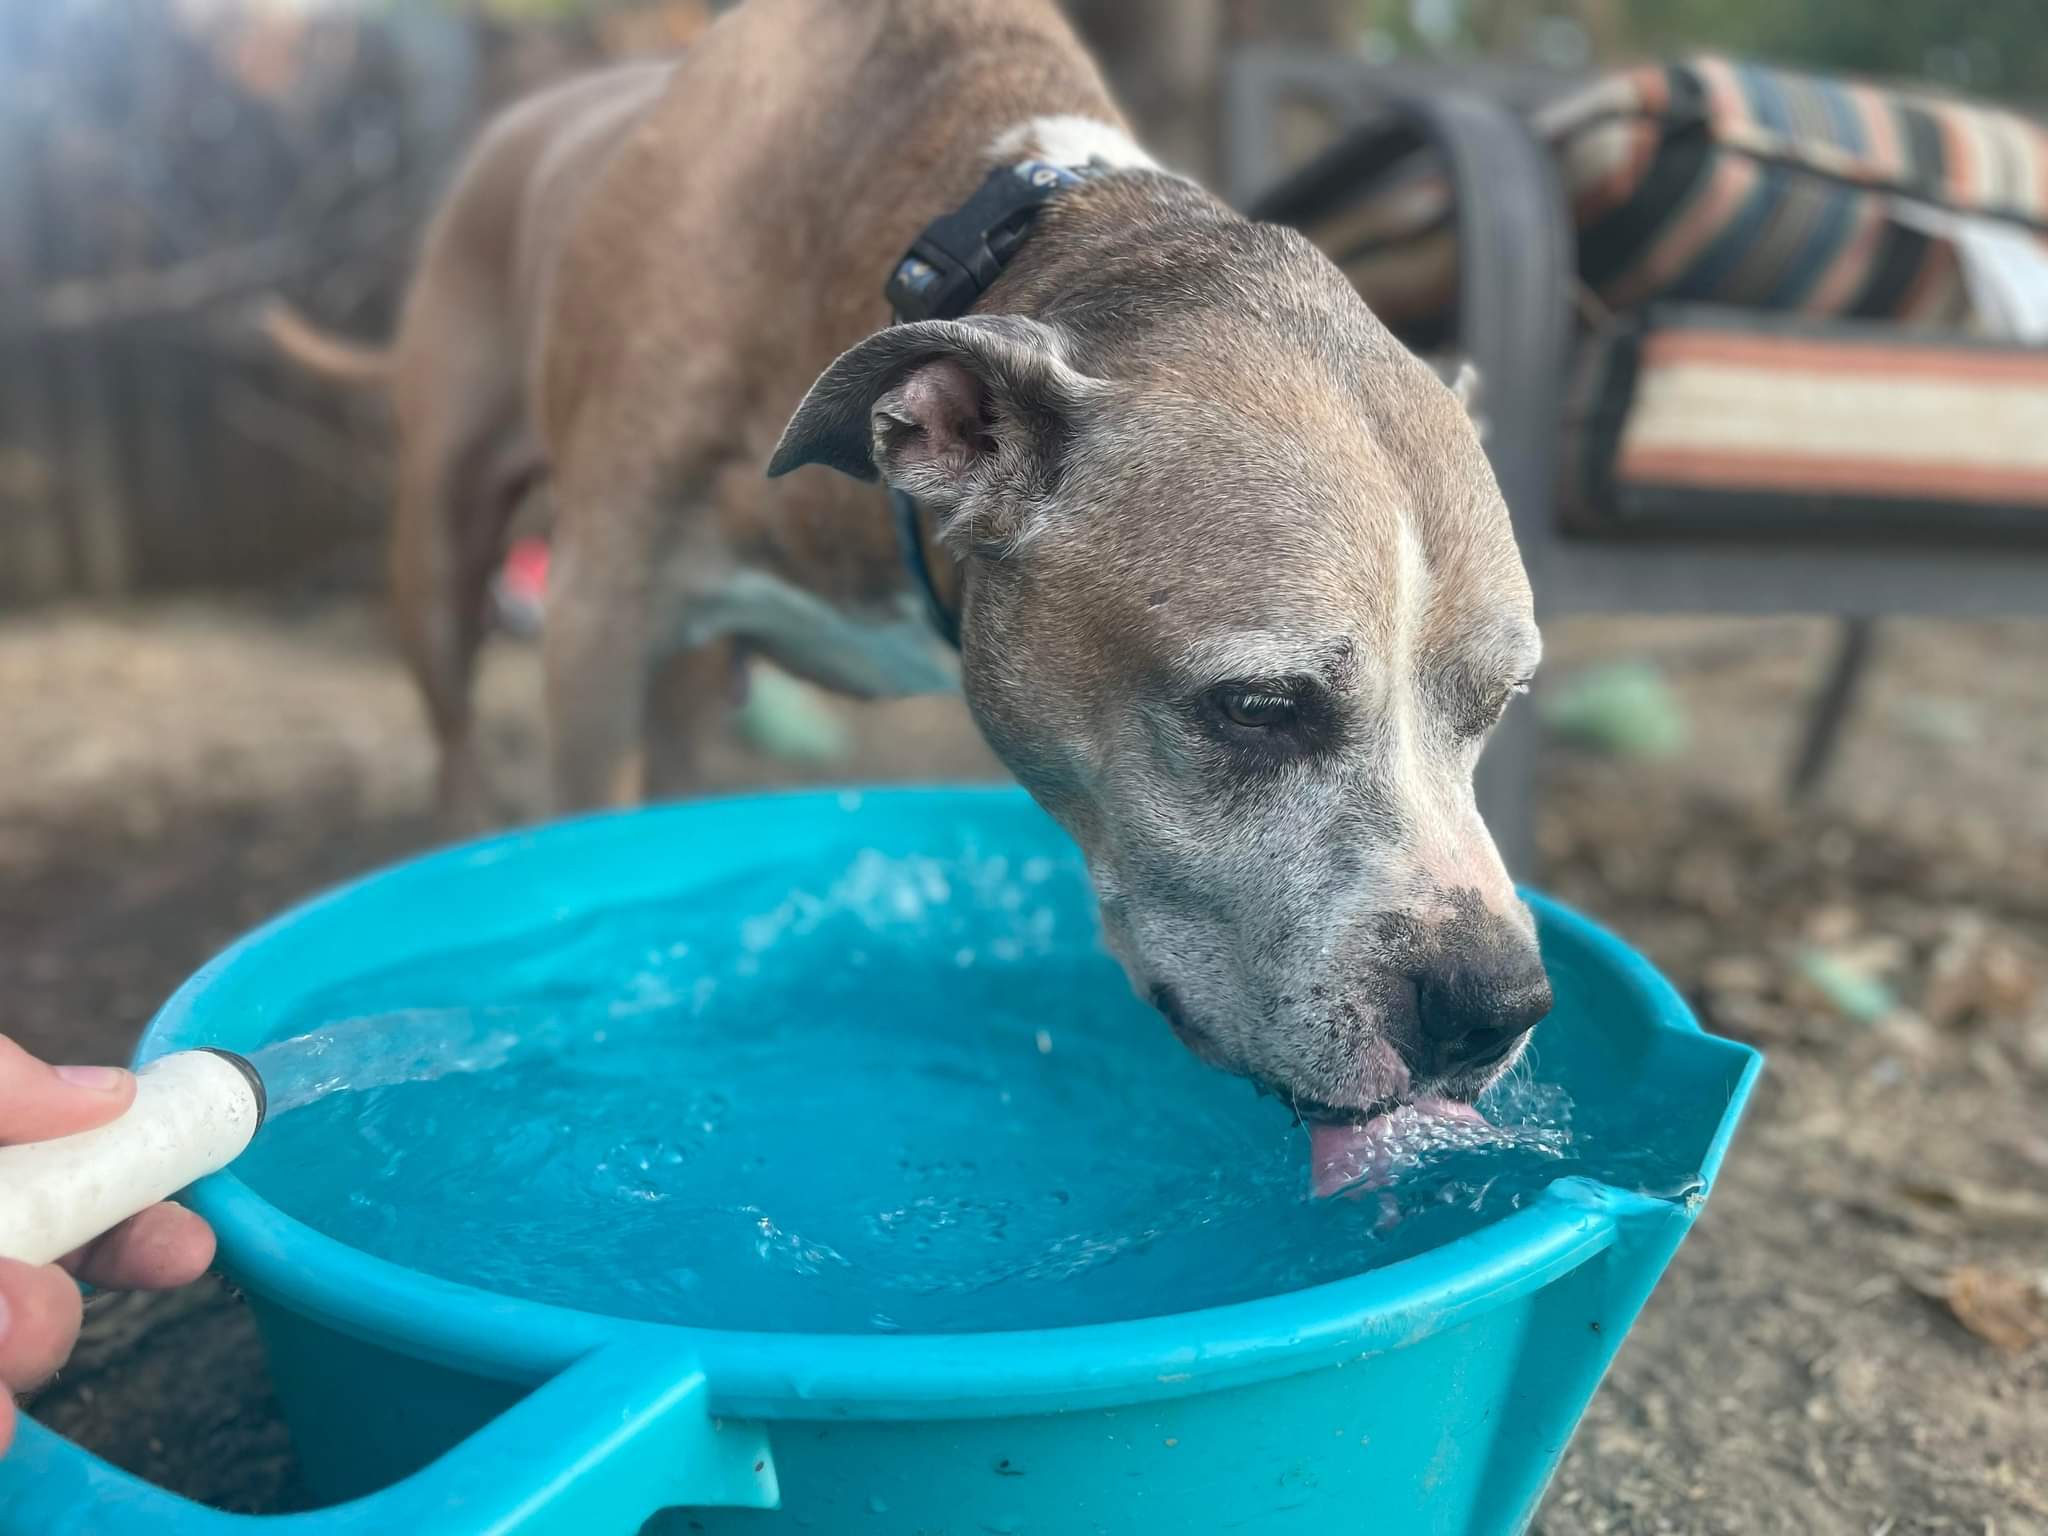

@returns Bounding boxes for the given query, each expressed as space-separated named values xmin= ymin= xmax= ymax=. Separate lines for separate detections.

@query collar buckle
xmin=882 ymin=158 xmax=1093 ymax=649
xmin=884 ymin=160 xmax=1082 ymax=323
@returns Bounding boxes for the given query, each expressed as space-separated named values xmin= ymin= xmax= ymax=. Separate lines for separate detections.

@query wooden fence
xmin=0 ymin=1 xmax=483 ymax=605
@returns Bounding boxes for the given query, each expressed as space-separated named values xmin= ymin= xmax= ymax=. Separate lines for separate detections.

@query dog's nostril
xmin=1408 ymin=964 xmax=1552 ymax=1077
xmin=1489 ymin=975 xmax=1554 ymax=1040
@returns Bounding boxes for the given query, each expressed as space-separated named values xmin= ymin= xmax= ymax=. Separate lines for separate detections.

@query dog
xmin=265 ymin=0 xmax=1551 ymax=1135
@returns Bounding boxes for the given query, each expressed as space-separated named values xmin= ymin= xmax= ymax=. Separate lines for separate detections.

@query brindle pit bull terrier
xmin=267 ymin=0 xmax=1551 ymax=1151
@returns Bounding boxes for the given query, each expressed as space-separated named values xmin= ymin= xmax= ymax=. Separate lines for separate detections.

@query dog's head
xmin=770 ymin=197 xmax=1547 ymax=1126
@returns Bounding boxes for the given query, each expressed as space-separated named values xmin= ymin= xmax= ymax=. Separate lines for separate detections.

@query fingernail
xmin=54 ymin=1064 xmax=127 ymax=1092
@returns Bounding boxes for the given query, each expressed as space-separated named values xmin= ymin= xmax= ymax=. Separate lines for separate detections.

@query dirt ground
xmin=6 ymin=596 xmax=2045 ymax=1534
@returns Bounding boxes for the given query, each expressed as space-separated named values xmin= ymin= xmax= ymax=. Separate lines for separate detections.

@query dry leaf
xmin=1922 ymin=914 xmax=2043 ymax=1030
xmin=1701 ymin=953 xmax=1773 ymax=997
xmin=1899 ymin=1176 xmax=2048 ymax=1233
xmin=2004 ymin=1133 xmax=2048 ymax=1175
xmin=1942 ymin=1265 xmax=2048 ymax=1355
xmin=1804 ymin=903 xmax=1861 ymax=946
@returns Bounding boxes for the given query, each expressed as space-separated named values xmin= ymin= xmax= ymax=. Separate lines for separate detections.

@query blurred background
xmin=4 ymin=2 xmax=2044 ymax=1532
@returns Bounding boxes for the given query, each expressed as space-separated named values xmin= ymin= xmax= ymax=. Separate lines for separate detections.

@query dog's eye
xmin=1195 ymin=677 xmax=1336 ymax=762
xmin=1213 ymin=689 xmax=1299 ymax=730
xmin=1470 ymin=677 xmax=1533 ymax=735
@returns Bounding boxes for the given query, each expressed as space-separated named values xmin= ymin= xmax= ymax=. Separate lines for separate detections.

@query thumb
xmin=0 ymin=1035 xmax=135 ymax=1147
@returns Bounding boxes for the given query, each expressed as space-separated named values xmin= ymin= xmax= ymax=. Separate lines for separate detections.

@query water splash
xmin=231 ymin=845 xmax=1701 ymax=1334
xmin=245 ymin=1008 xmax=538 ymax=1116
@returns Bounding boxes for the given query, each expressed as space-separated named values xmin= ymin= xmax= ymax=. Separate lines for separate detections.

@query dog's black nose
xmin=1405 ymin=950 xmax=1553 ymax=1080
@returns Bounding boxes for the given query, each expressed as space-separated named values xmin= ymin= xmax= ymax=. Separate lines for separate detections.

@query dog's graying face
xmin=770 ymin=221 xmax=1551 ymax=1125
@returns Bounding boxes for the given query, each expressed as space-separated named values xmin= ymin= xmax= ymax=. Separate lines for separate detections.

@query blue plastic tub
xmin=2 ymin=788 xmax=1759 ymax=1536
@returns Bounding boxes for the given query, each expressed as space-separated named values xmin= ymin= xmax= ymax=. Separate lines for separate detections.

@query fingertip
xmin=66 ymin=1204 xmax=215 ymax=1292
xmin=156 ymin=1205 xmax=218 ymax=1287
xmin=51 ymin=1064 xmax=131 ymax=1095
xmin=0 ymin=1036 xmax=136 ymax=1144
xmin=0 ymin=1257 xmax=85 ymax=1390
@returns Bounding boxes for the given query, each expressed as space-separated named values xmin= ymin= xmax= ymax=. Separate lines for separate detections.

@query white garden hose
xmin=0 ymin=1049 xmax=265 ymax=1267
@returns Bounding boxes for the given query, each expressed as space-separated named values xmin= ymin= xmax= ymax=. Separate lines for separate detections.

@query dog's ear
xmin=769 ymin=316 xmax=1099 ymax=536
xmin=1441 ymin=359 xmax=1488 ymax=442
xmin=1448 ymin=360 xmax=1480 ymax=409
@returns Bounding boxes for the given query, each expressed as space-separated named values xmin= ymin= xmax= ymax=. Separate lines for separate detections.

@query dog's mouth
xmin=1307 ymin=1097 xmax=1492 ymax=1199
xmin=1149 ymin=985 xmax=1231 ymax=1066
xmin=1155 ymin=987 xmax=1507 ymax=1204
xmin=1148 ymin=987 xmax=1501 ymax=1198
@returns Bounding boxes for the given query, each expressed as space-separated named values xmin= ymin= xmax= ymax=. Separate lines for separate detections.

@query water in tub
xmin=234 ymin=844 xmax=1703 ymax=1333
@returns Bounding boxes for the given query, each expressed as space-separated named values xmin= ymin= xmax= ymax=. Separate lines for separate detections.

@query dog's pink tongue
xmin=1310 ymin=1098 xmax=1490 ymax=1199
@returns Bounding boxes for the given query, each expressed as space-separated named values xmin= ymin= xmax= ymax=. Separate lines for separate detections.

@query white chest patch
xmin=988 ymin=114 xmax=1161 ymax=173
xmin=678 ymin=569 xmax=960 ymax=698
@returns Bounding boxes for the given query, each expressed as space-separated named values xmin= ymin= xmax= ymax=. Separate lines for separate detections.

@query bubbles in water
xmin=232 ymin=841 xmax=1705 ymax=1334
xmin=744 ymin=1208 xmax=850 ymax=1275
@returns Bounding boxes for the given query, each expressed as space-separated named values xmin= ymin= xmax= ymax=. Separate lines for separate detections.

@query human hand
xmin=0 ymin=1035 xmax=214 ymax=1456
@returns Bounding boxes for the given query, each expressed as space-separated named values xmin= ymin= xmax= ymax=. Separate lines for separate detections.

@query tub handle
xmin=0 ymin=1336 xmax=777 ymax=1535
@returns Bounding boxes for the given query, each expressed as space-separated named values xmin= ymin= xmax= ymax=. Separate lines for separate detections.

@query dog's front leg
xmin=643 ymin=639 xmax=741 ymax=801
xmin=542 ymin=470 xmax=661 ymax=814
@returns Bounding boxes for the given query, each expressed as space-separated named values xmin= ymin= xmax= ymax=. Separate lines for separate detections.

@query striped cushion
xmin=1293 ymin=55 xmax=2048 ymax=344
xmin=1561 ymin=307 xmax=2048 ymax=539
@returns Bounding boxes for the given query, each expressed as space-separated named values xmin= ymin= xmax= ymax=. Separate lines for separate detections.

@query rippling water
xmin=234 ymin=845 xmax=1691 ymax=1333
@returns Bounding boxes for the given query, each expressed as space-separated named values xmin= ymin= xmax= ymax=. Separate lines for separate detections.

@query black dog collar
xmin=886 ymin=159 xmax=1085 ymax=323
xmin=885 ymin=159 xmax=1090 ymax=649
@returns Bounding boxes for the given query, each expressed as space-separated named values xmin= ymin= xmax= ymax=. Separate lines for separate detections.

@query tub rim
xmin=139 ymin=785 xmax=1759 ymax=1421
